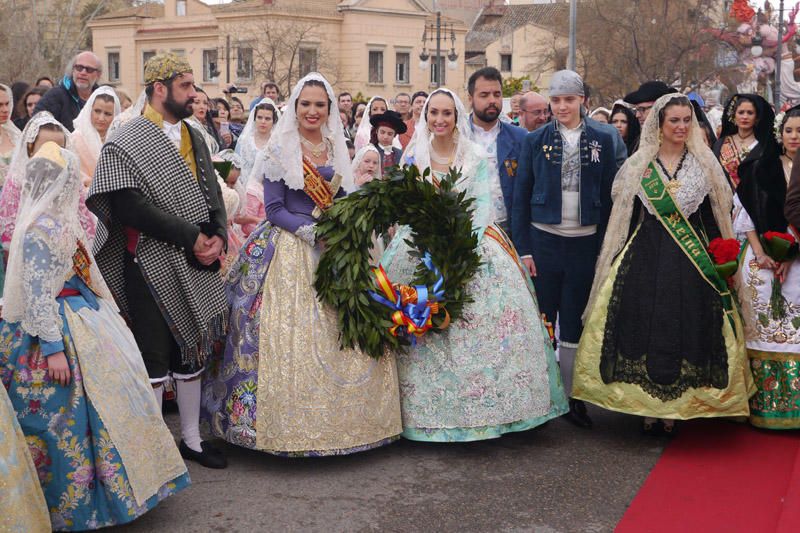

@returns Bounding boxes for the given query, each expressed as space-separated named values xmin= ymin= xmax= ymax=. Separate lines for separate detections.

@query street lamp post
xmin=418 ymin=1 xmax=458 ymax=88
xmin=568 ymin=0 xmax=577 ymax=70
xmin=776 ymin=0 xmax=785 ymax=106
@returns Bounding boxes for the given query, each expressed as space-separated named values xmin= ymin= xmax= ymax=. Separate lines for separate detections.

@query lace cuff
xmin=295 ymin=224 xmax=316 ymax=246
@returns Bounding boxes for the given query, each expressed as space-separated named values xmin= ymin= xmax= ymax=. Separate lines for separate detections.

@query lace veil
xmin=237 ymin=96 xmax=280 ymax=189
xmin=0 ymin=112 xmax=72 ymax=246
xmin=3 ymin=143 xmax=114 ymax=342
xmin=0 ymin=83 xmax=21 ymax=147
xmin=72 ymin=85 xmax=121 ymax=158
xmin=250 ymin=72 xmax=354 ymax=193
xmin=354 ymin=95 xmax=388 ymax=149
xmin=584 ymin=92 xmax=735 ymax=320
xmin=402 ymin=88 xmax=493 ymax=232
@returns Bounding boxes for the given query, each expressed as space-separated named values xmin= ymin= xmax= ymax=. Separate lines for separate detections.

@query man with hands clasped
xmin=88 ymin=53 xmax=229 ymax=469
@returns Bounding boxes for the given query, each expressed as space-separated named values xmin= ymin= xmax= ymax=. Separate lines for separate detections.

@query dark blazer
xmin=511 ymin=120 xmax=617 ymax=257
xmin=470 ymin=118 xmax=528 ymax=225
xmin=32 ymin=76 xmax=98 ymax=132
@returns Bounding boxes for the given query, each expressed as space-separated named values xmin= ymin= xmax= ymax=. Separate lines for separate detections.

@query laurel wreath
xmin=314 ymin=164 xmax=482 ymax=358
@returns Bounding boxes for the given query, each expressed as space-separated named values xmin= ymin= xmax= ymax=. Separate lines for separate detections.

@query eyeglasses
xmin=73 ymin=64 xmax=100 ymax=74
xmin=634 ymin=105 xmax=653 ymax=116
xmin=522 ymin=109 xmax=547 ymax=118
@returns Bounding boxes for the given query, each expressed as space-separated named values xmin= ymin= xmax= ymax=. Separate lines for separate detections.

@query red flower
xmin=764 ymin=231 xmax=797 ymax=245
xmin=708 ymin=238 xmax=741 ymax=265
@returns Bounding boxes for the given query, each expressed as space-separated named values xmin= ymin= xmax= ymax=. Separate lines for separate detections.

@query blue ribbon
xmin=369 ymin=252 xmax=446 ymax=344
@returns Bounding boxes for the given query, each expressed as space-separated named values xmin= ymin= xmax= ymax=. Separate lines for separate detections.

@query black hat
xmin=624 ymin=81 xmax=676 ymax=105
xmin=369 ymin=110 xmax=408 ymax=134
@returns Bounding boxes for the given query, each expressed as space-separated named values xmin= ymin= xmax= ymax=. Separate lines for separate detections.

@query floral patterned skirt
xmin=0 ymin=302 xmax=189 ymax=531
xmin=202 ymin=221 xmax=280 ymax=449
xmin=740 ymin=246 xmax=800 ymax=429
xmin=380 ymin=224 xmax=568 ymax=442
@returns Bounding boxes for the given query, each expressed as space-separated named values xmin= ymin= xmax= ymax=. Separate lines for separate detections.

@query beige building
xmin=465 ymin=2 xmax=568 ymax=94
xmin=89 ymin=0 xmax=468 ymax=102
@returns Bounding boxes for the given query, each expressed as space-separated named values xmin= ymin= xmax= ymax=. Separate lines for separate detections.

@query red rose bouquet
xmin=760 ymin=231 xmax=799 ymax=320
xmin=708 ymin=237 xmax=741 ymax=281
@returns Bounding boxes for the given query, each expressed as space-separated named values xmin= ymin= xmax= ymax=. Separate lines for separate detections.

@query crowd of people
xmin=1 ymin=48 xmax=799 ymax=531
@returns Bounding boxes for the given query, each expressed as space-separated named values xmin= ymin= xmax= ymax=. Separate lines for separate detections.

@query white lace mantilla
xmin=638 ymin=152 xmax=711 ymax=217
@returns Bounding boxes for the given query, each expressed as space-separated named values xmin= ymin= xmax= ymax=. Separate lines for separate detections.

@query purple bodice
xmin=263 ymin=165 xmax=340 ymax=233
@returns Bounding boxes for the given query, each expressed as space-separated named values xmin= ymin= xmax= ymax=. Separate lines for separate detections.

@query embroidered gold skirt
xmin=255 ymin=231 xmax=402 ymax=454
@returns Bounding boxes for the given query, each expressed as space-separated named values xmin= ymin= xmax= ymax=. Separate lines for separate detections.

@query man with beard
xmin=468 ymin=67 xmax=528 ymax=237
xmin=88 ymin=53 xmax=229 ymax=469
xmin=519 ymin=91 xmax=550 ymax=132
xmin=33 ymin=51 xmax=101 ymax=131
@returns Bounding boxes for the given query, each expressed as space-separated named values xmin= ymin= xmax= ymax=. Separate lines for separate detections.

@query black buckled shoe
xmin=564 ymin=399 xmax=593 ymax=429
xmin=179 ymin=440 xmax=228 ymax=469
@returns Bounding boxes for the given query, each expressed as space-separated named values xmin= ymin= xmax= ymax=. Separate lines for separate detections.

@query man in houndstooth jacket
xmin=88 ymin=53 xmax=228 ymax=469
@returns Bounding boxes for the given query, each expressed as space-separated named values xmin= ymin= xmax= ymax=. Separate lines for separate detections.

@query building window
xmin=203 ymin=49 xmax=219 ymax=81
xmin=237 ymin=46 xmax=253 ymax=80
xmin=395 ymin=52 xmax=410 ymax=84
xmin=368 ymin=50 xmax=384 ymax=84
xmin=500 ymin=54 xmax=512 ymax=72
xmin=107 ymin=52 xmax=120 ymax=82
xmin=430 ymin=56 xmax=446 ymax=86
xmin=142 ymin=51 xmax=155 ymax=77
xmin=299 ymin=48 xmax=317 ymax=78
xmin=176 ymin=0 xmax=187 ymax=16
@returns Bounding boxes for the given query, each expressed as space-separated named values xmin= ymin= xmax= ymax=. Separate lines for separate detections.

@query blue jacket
xmin=511 ymin=120 xmax=617 ymax=257
xmin=470 ymin=118 xmax=528 ymax=227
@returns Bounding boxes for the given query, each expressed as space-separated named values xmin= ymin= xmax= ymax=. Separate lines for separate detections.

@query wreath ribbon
xmin=369 ymin=252 xmax=449 ymax=343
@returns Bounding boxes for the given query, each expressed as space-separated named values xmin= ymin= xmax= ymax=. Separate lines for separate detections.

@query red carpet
xmin=616 ymin=420 xmax=800 ymax=533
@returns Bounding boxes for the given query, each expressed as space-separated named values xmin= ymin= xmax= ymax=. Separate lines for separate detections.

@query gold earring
xmin=658 ymin=130 xmax=663 ymax=144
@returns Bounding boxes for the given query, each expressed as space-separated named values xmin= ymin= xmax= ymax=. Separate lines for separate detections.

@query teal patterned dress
xmin=2 ymin=232 xmax=190 ymax=531
xmin=381 ymin=157 xmax=568 ymax=442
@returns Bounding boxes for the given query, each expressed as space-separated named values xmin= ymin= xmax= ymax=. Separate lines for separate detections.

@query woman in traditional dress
xmin=0 ymin=83 xmax=21 ymax=187
xmin=235 ymin=99 xmax=279 ymax=235
xmin=188 ymin=88 xmax=220 ymax=154
xmin=0 ymin=113 xmax=96 ymax=259
xmin=354 ymin=95 xmax=402 ymax=150
xmin=714 ymin=94 xmax=775 ymax=240
xmin=380 ymin=89 xmax=568 ymax=442
xmin=573 ymin=94 xmax=754 ymax=434
xmin=610 ymin=103 xmax=640 ymax=156
xmin=1 ymin=384 xmax=51 ymax=532
xmin=71 ymin=86 xmax=120 ymax=188
xmin=201 ymin=72 xmax=402 ymax=456
xmin=736 ymin=105 xmax=800 ymax=430
xmin=0 ymin=140 xmax=189 ymax=530
xmin=714 ymin=94 xmax=774 ymax=190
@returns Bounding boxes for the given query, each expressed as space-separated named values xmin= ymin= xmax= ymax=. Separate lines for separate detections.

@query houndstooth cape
xmin=87 ymin=116 xmax=228 ymax=365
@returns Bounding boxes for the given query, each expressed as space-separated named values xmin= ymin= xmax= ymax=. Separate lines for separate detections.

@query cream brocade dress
xmin=0 ymin=385 xmax=51 ymax=532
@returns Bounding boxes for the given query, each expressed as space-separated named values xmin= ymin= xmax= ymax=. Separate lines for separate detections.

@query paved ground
xmin=113 ymin=404 xmax=666 ymax=533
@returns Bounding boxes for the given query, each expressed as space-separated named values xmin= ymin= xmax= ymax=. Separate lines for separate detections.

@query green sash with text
xmin=640 ymin=162 xmax=737 ymax=336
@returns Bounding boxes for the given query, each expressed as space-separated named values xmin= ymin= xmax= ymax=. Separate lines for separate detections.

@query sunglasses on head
xmin=73 ymin=64 xmax=99 ymax=74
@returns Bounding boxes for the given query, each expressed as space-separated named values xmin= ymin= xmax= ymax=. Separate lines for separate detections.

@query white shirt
xmin=163 ymin=120 xmax=182 ymax=147
xmin=471 ymin=118 xmax=507 ymax=222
